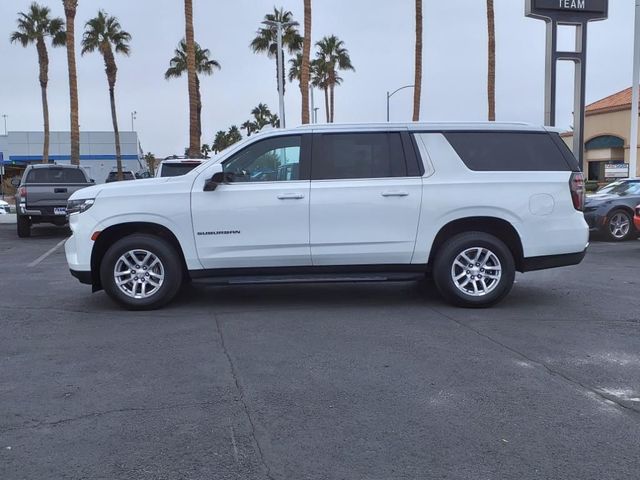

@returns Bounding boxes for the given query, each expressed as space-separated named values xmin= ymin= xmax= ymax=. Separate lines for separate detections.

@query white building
xmin=0 ymin=131 xmax=142 ymax=184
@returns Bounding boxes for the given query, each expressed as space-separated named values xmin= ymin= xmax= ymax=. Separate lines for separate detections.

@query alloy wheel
xmin=113 ymin=249 xmax=165 ymax=299
xmin=451 ymin=247 xmax=502 ymax=297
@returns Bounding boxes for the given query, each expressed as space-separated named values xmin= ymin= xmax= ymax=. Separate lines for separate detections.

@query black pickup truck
xmin=15 ymin=164 xmax=93 ymax=237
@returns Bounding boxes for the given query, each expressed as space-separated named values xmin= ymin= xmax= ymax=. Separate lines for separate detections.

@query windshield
xmin=597 ymin=181 xmax=640 ymax=195
xmin=160 ymin=162 xmax=201 ymax=177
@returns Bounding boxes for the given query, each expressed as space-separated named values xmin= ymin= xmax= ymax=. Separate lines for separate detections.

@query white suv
xmin=65 ymin=123 xmax=589 ymax=310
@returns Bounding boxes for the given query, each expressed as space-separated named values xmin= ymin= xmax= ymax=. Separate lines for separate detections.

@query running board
xmin=191 ymin=272 xmax=425 ymax=286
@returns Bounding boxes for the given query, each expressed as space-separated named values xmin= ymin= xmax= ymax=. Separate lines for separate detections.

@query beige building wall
xmin=562 ymin=108 xmax=640 ymax=177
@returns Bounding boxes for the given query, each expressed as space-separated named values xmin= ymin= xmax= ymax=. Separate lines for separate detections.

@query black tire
xmin=604 ymin=209 xmax=635 ymax=242
xmin=17 ymin=215 xmax=31 ymax=238
xmin=100 ymin=234 xmax=183 ymax=310
xmin=432 ymin=232 xmax=516 ymax=308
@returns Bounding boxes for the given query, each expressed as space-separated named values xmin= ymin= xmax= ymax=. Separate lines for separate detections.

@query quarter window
xmin=312 ymin=133 xmax=407 ymax=180
xmin=444 ymin=132 xmax=574 ymax=171
xmin=223 ymin=136 xmax=302 ymax=182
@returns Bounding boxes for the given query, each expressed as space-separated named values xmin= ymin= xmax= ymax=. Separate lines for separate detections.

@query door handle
xmin=277 ymin=193 xmax=305 ymax=200
xmin=381 ymin=191 xmax=409 ymax=197
xmin=54 ymin=188 xmax=68 ymax=194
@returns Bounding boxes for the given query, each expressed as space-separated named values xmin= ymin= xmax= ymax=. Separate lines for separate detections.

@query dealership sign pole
xmin=526 ymin=0 xmax=608 ymax=169
xmin=630 ymin=0 xmax=640 ymax=179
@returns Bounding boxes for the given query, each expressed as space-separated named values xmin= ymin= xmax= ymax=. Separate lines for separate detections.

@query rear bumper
xmin=521 ymin=248 xmax=587 ymax=272
xmin=70 ymin=269 xmax=92 ymax=285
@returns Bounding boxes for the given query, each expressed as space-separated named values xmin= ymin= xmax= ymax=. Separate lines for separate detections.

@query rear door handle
xmin=54 ymin=188 xmax=68 ymax=194
xmin=277 ymin=193 xmax=305 ymax=200
xmin=381 ymin=191 xmax=409 ymax=197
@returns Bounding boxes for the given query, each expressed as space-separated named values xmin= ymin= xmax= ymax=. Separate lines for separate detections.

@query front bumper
xmin=70 ymin=269 xmax=92 ymax=285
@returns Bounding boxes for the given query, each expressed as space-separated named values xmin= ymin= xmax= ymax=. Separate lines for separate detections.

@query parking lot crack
xmin=0 ymin=401 xmax=220 ymax=433
xmin=431 ymin=307 xmax=640 ymax=418
xmin=215 ymin=314 xmax=276 ymax=480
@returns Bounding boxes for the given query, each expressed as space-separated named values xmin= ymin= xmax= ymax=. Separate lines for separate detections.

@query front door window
xmin=223 ymin=136 xmax=302 ymax=183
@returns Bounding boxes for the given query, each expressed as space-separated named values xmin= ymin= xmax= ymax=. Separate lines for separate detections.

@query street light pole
xmin=262 ymin=19 xmax=295 ymax=128
xmin=630 ymin=0 xmax=640 ymax=179
xmin=2 ymin=115 xmax=7 ymax=135
xmin=276 ymin=22 xmax=285 ymax=128
xmin=386 ymin=85 xmax=415 ymax=122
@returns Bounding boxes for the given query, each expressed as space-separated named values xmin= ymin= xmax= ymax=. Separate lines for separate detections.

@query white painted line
xmin=28 ymin=238 xmax=68 ymax=268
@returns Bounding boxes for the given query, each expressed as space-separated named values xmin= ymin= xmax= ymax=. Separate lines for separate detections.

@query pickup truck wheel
xmin=17 ymin=216 xmax=31 ymax=238
xmin=433 ymin=232 xmax=515 ymax=308
xmin=100 ymin=234 xmax=183 ymax=310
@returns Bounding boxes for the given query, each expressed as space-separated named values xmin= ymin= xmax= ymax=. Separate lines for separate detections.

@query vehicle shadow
xmin=25 ymin=225 xmax=71 ymax=239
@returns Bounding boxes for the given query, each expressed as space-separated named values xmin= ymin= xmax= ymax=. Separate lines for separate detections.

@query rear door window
xmin=27 ymin=168 xmax=87 ymax=183
xmin=444 ymin=132 xmax=574 ymax=171
xmin=312 ymin=132 xmax=407 ymax=180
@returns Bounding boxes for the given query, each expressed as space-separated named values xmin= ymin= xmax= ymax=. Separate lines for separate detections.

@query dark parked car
xmin=584 ymin=179 xmax=640 ymax=241
xmin=105 ymin=170 xmax=136 ymax=183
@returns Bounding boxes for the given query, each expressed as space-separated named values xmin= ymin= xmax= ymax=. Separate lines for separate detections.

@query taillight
xmin=19 ymin=186 xmax=27 ymax=198
xmin=570 ymin=172 xmax=585 ymax=211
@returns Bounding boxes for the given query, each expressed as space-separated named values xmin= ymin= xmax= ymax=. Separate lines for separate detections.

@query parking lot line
xmin=28 ymin=238 xmax=68 ymax=268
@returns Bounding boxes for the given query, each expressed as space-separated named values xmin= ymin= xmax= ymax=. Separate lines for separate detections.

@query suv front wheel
xmin=100 ymin=234 xmax=183 ymax=310
xmin=433 ymin=232 xmax=516 ymax=308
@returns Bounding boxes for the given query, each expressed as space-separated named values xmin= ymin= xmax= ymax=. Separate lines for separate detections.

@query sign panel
xmin=526 ymin=0 xmax=608 ymax=22
xmin=605 ymin=163 xmax=630 ymax=179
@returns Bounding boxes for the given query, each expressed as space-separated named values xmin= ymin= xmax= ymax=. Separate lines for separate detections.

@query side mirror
xmin=203 ymin=164 xmax=226 ymax=192
xmin=204 ymin=171 xmax=227 ymax=192
xmin=90 ymin=179 xmax=96 ymax=183
xmin=10 ymin=178 xmax=20 ymax=188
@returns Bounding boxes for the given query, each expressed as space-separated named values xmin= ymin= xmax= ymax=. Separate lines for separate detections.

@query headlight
xmin=67 ymin=198 xmax=95 ymax=215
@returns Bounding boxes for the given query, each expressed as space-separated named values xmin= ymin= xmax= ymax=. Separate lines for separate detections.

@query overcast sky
xmin=0 ymin=0 xmax=635 ymax=157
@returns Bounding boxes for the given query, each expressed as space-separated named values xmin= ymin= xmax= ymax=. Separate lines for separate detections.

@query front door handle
xmin=277 ymin=193 xmax=305 ymax=200
xmin=381 ymin=191 xmax=409 ymax=197
xmin=54 ymin=188 xmax=68 ymax=194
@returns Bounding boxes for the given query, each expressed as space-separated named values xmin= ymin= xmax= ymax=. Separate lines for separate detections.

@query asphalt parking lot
xmin=1 ymin=224 xmax=639 ymax=480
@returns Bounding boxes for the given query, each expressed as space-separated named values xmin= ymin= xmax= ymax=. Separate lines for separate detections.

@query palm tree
xmin=227 ymin=126 xmax=242 ymax=145
xmin=201 ymin=144 xmax=211 ymax=159
xmin=487 ymin=0 xmax=496 ymax=121
xmin=300 ymin=0 xmax=312 ymax=124
xmin=10 ymin=3 xmax=66 ymax=163
xmin=184 ymin=0 xmax=199 ymax=158
xmin=413 ymin=0 xmax=423 ymax=122
xmin=62 ymin=0 xmax=80 ymax=165
xmin=165 ymin=39 xmax=221 ymax=143
xmin=212 ymin=130 xmax=227 ymax=154
xmin=241 ymin=120 xmax=258 ymax=137
xmin=251 ymin=103 xmax=281 ymax=129
xmin=81 ymin=11 xmax=131 ymax=181
xmin=143 ymin=152 xmax=156 ymax=175
xmin=315 ymin=36 xmax=354 ymax=123
xmin=250 ymin=8 xmax=303 ymax=102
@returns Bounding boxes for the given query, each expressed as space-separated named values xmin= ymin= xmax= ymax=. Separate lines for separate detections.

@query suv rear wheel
xmin=100 ymin=234 xmax=183 ymax=310
xmin=17 ymin=215 xmax=31 ymax=238
xmin=433 ymin=232 xmax=516 ymax=308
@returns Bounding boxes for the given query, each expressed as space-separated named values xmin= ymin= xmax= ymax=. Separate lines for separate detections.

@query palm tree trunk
xmin=63 ymin=0 xmax=80 ymax=165
xmin=301 ymin=0 xmax=312 ymax=124
xmin=36 ymin=39 xmax=50 ymax=163
xmin=184 ymin=0 xmax=200 ymax=157
xmin=109 ymin=86 xmax=123 ymax=181
xmin=329 ymin=73 xmax=335 ymax=123
xmin=413 ymin=0 xmax=423 ymax=122
xmin=196 ymin=74 xmax=202 ymax=148
xmin=40 ymin=84 xmax=50 ymax=164
xmin=324 ymin=87 xmax=330 ymax=123
xmin=487 ymin=0 xmax=496 ymax=121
